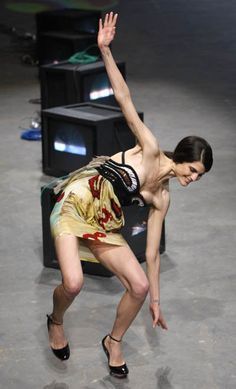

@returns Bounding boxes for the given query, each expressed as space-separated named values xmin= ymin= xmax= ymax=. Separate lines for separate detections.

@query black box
xmin=40 ymin=60 xmax=126 ymax=109
xmin=37 ymin=31 xmax=98 ymax=65
xmin=41 ymin=183 xmax=165 ymax=277
xmin=42 ymin=103 xmax=140 ymax=177
xmin=36 ymin=9 xmax=101 ymax=35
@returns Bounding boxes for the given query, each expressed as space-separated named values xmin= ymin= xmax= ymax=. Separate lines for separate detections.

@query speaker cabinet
xmin=42 ymin=103 xmax=140 ymax=177
xmin=36 ymin=9 xmax=101 ymax=35
xmin=37 ymin=31 xmax=97 ymax=66
xmin=36 ymin=9 xmax=101 ymax=65
xmin=40 ymin=61 xmax=126 ymax=109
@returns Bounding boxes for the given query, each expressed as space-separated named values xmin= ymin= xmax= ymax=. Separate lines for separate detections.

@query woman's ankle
xmin=49 ymin=313 xmax=63 ymax=325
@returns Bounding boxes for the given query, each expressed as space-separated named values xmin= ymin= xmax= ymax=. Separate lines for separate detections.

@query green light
xmin=6 ymin=2 xmax=51 ymax=13
xmin=6 ymin=1 xmax=118 ymax=14
xmin=68 ymin=0 xmax=118 ymax=10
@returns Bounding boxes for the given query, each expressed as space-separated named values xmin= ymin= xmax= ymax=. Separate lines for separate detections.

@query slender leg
xmin=87 ymin=241 xmax=149 ymax=366
xmin=48 ymin=234 xmax=84 ymax=350
xmin=106 ymin=287 xmax=147 ymax=366
xmin=110 ymin=288 xmax=146 ymax=337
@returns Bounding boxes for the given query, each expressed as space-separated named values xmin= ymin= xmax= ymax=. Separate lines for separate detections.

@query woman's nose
xmin=191 ymin=173 xmax=199 ymax=181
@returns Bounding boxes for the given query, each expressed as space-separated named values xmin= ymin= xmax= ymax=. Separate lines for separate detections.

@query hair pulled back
xmin=170 ymin=136 xmax=213 ymax=172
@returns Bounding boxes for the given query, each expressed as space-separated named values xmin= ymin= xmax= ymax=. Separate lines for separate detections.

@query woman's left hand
xmin=149 ymin=303 xmax=168 ymax=330
xmin=97 ymin=12 xmax=118 ymax=49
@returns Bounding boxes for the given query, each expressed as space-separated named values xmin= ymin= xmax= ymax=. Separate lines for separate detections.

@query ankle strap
xmin=109 ymin=334 xmax=122 ymax=342
xmin=47 ymin=314 xmax=63 ymax=326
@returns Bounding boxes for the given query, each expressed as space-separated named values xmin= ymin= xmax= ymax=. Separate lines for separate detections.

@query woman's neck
xmin=158 ymin=151 xmax=175 ymax=182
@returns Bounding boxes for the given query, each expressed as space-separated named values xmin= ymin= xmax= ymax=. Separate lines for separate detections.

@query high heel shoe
xmin=102 ymin=334 xmax=129 ymax=378
xmin=47 ymin=314 xmax=70 ymax=361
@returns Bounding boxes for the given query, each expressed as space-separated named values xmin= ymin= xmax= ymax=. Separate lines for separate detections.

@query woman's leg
xmin=48 ymin=234 xmax=84 ymax=350
xmin=87 ymin=241 xmax=149 ymax=366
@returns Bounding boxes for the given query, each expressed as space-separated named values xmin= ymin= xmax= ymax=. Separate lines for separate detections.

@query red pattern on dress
xmin=88 ymin=175 xmax=102 ymax=199
xmin=110 ymin=198 xmax=122 ymax=219
xmin=82 ymin=231 xmax=107 ymax=240
xmin=98 ymin=207 xmax=113 ymax=229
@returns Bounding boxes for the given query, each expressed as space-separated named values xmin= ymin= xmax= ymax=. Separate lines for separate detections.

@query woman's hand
xmin=97 ymin=12 xmax=118 ymax=49
xmin=149 ymin=303 xmax=168 ymax=330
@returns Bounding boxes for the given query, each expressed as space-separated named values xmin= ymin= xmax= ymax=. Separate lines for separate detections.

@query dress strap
xmin=122 ymin=151 xmax=125 ymax=164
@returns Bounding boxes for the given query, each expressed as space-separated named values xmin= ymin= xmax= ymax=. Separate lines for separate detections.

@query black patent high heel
xmin=47 ymin=314 xmax=70 ymax=361
xmin=102 ymin=334 xmax=129 ymax=378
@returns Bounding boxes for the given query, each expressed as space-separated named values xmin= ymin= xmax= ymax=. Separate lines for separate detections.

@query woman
xmin=47 ymin=12 xmax=213 ymax=378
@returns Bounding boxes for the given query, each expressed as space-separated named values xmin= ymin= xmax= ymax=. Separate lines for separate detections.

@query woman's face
xmin=175 ymin=161 xmax=205 ymax=187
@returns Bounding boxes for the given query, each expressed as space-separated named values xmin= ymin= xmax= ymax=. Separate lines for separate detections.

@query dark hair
xmin=165 ymin=136 xmax=213 ymax=172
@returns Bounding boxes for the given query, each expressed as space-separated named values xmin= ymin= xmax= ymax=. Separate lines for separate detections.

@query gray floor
xmin=0 ymin=1 xmax=236 ymax=388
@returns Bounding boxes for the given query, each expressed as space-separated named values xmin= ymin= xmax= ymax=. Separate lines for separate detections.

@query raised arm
xmin=98 ymin=12 xmax=159 ymax=155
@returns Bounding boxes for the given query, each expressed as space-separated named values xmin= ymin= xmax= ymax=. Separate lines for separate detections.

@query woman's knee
xmin=63 ymin=275 xmax=84 ymax=297
xmin=129 ymin=277 xmax=149 ymax=300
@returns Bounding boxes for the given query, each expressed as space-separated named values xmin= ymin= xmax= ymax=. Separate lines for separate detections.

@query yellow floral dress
xmin=50 ymin=158 xmax=129 ymax=263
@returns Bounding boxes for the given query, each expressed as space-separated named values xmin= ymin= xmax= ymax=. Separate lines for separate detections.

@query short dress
xmin=50 ymin=153 xmax=146 ymax=263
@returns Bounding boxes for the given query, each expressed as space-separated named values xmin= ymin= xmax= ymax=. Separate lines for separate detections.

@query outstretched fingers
xmin=112 ymin=13 xmax=118 ymax=27
xmin=103 ymin=11 xmax=118 ymax=27
xmin=99 ymin=17 xmax=103 ymax=31
xmin=104 ymin=12 xmax=109 ymax=26
xmin=98 ymin=12 xmax=118 ymax=48
xmin=109 ymin=11 xmax=118 ymax=26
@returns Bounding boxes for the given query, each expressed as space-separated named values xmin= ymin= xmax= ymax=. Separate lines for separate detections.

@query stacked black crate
xmin=36 ymin=8 xmax=101 ymax=65
xmin=40 ymin=60 xmax=126 ymax=109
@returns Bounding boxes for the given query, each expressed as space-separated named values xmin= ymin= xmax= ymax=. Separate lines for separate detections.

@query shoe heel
xmin=101 ymin=334 xmax=129 ymax=378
